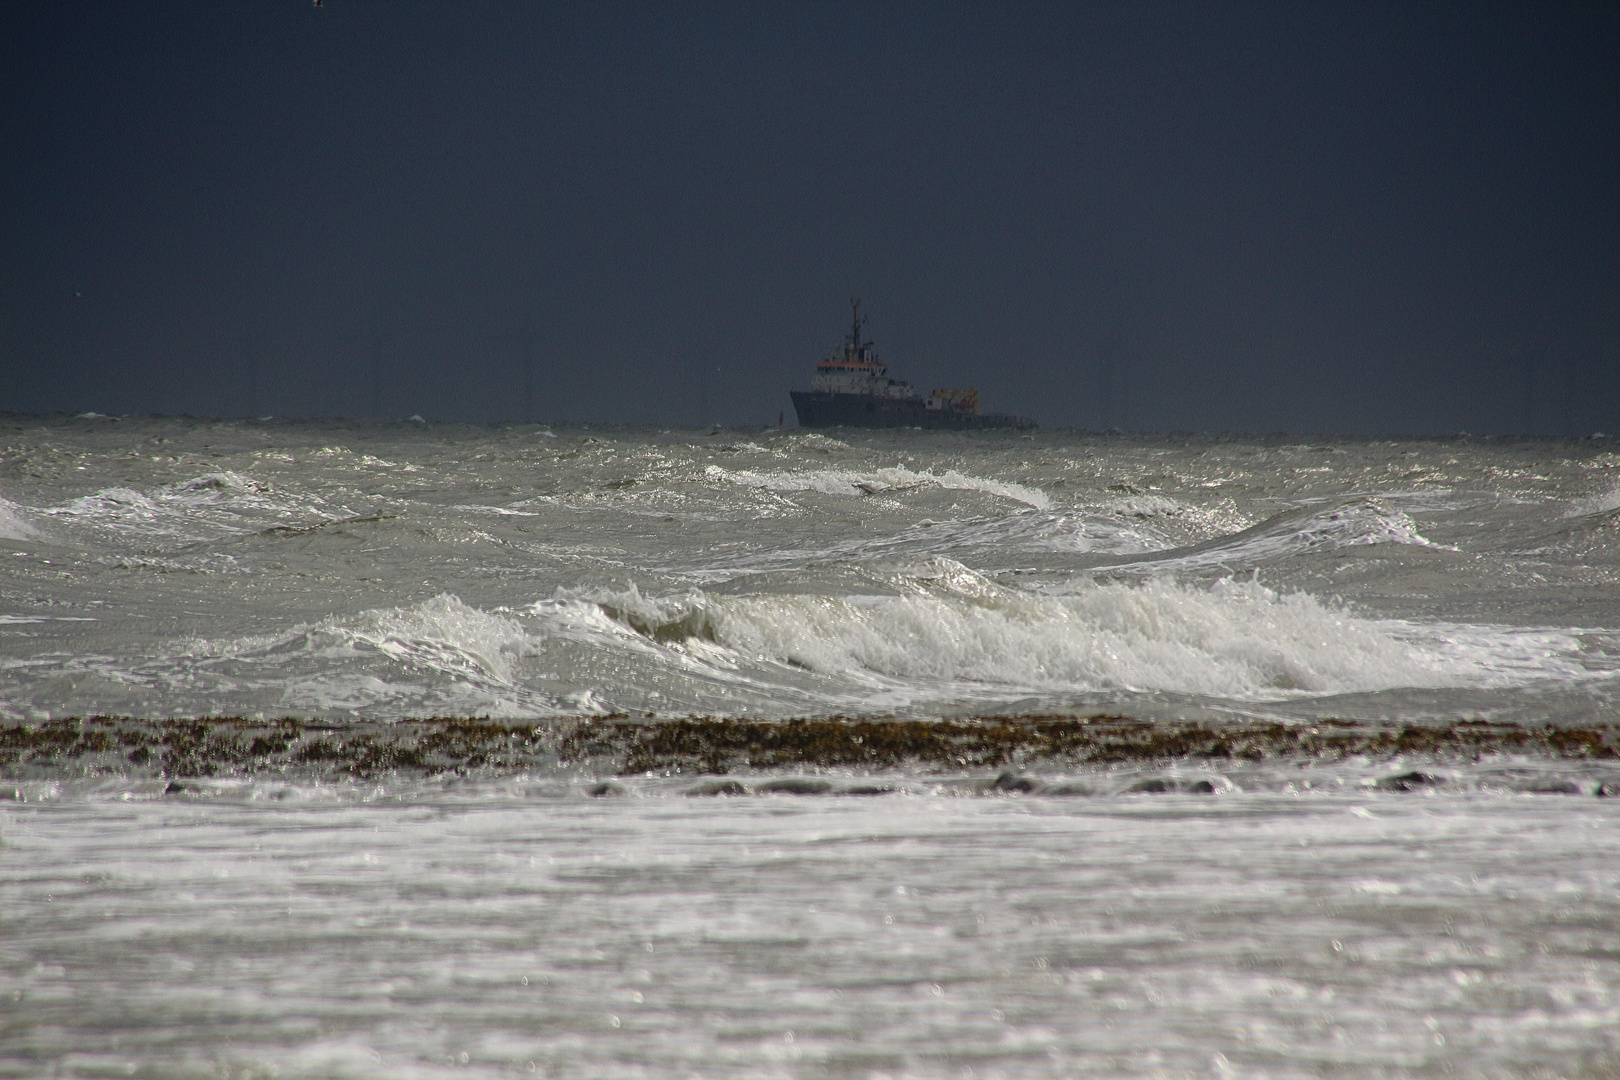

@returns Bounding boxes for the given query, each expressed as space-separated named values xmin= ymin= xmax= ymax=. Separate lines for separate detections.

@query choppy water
xmin=4 ymin=415 xmax=1620 ymax=1077
xmin=3 ymin=416 xmax=1619 ymax=723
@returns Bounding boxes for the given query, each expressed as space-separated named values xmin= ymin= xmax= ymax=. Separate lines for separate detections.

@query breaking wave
xmin=1091 ymin=498 xmax=1440 ymax=573
xmin=558 ymin=568 xmax=1525 ymax=705
xmin=1566 ymin=482 xmax=1620 ymax=518
xmin=0 ymin=497 xmax=43 ymax=541
xmin=8 ymin=569 xmax=1609 ymax=721
xmin=173 ymin=594 xmax=552 ymax=717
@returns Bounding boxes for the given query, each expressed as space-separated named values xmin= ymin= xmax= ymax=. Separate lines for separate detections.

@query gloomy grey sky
xmin=3 ymin=2 xmax=1616 ymax=434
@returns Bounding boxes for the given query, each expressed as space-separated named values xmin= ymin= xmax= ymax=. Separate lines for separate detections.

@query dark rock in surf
xmin=685 ymin=779 xmax=748 ymax=797
xmin=756 ymin=778 xmax=834 ymax=795
xmin=989 ymin=772 xmax=1039 ymax=794
xmin=1519 ymin=779 xmax=1581 ymax=795
xmin=1375 ymin=771 xmax=1443 ymax=792
xmin=1042 ymin=783 xmax=1095 ymax=796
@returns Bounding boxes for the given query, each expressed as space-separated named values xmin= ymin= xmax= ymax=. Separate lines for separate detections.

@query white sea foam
xmin=41 ymin=472 xmax=342 ymax=547
xmin=168 ymin=594 xmax=561 ymax=717
xmin=52 ymin=486 xmax=162 ymax=521
xmin=936 ymin=469 xmax=1052 ymax=509
xmin=1566 ymin=482 xmax=1620 ymax=517
xmin=775 ymin=431 xmax=849 ymax=452
xmin=452 ymin=504 xmax=541 ymax=517
xmin=0 ymin=497 xmax=43 ymax=541
xmin=339 ymin=593 xmax=536 ymax=683
xmin=711 ymin=464 xmax=1051 ymax=509
xmin=187 ymin=594 xmax=534 ymax=682
xmin=1103 ymin=492 xmax=1184 ymax=518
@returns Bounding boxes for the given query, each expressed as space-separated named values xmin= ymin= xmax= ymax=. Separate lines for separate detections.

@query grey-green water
xmin=3 ymin=417 xmax=1618 ymax=723
xmin=4 ymin=417 xmax=1619 ymax=1078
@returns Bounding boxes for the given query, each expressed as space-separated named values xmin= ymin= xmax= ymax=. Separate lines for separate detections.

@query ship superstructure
xmin=807 ymin=303 xmax=916 ymax=399
xmin=790 ymin=301 xmax=1035 ymax=430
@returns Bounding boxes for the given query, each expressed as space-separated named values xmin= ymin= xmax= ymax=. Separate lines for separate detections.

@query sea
xmin=2 ymin=414 xmax=1618 ymax=1078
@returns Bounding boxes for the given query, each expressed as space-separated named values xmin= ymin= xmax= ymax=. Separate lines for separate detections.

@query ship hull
xmin=790 ymin=391 xmax=1035 ymax=431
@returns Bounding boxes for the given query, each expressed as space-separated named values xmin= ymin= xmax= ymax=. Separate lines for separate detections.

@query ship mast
xmin=848 ymin=298 xmax=866 ymax=360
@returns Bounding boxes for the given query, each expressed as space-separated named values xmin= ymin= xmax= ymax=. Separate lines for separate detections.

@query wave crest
xmin=557 ymin=567 xmax=1526 ymax=704
xmin=710 ymin=464 xmax=1051 ymax=509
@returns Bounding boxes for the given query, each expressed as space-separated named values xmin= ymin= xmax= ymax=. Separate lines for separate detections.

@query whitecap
xmin=1089 ymin=497 xmax=1440 ymax=574
xmin=556 ymin=569 xmax=1596 ymax=705
xmin=711 ymin=464 xmax=1050 ymax=509
xmin=0 ymin=497 xmax=44 ymax=541
xmin=1565 ymin=482 xmax=1620 ymax=518
xmin=40 ymin=472 xmax=343 ymax=548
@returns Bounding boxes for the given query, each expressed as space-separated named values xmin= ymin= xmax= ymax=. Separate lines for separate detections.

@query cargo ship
xmin=789 ymin=301 xmax=1036 ymax=430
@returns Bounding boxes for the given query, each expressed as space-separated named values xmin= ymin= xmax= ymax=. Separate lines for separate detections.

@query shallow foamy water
xmin=4 ymin=782 xmax=1619 ymax=1079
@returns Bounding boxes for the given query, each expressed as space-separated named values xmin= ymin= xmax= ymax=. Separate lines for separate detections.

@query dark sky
xmin=3 ymin=2 xmax=1617 ymax=434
